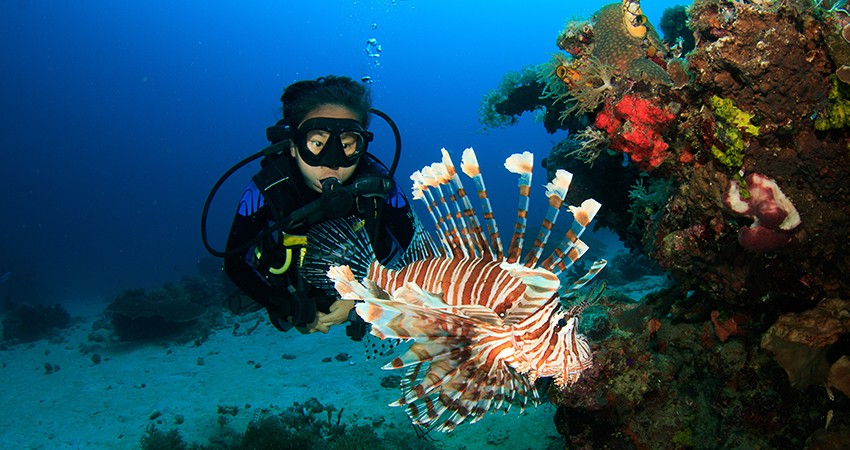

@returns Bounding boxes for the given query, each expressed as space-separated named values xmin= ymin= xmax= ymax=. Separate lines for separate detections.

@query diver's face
xmin=291 ymin=104 xmax=361 ymax=193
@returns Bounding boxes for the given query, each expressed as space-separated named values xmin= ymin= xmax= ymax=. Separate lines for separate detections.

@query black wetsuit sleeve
xmin=223 ymin=184 xmax=293 ymax=319
xmin=223 ymin=210 xmax=275 ymax=303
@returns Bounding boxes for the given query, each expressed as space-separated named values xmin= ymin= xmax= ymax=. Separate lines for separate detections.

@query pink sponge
xmin=723 ymin=173 xmax=801 ymax=251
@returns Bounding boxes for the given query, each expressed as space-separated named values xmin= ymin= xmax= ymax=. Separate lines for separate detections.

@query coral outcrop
xmin=479 ymin=0 xmax=850 ymax=447
xmin=1 ymin=303 xmax=71 ymax=343
xmin=104 ymin=276 xmax=223 ymax=342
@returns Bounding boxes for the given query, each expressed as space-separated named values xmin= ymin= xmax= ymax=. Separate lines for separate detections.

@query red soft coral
xmin=593 ymin=94 xmax=675 ymax=171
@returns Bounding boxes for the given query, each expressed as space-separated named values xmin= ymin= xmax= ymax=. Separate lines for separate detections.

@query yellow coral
xmin=709 ymin=96 xmax=759 ymax=136
xmin=814 ymin=76 xmax=850 ymax=131
xmin=709 ymin=96 xmax=759 ymax=170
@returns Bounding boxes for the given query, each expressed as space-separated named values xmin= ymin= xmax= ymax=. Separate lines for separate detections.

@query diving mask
xmin=293 ymin=117 xmax=373 ymax=168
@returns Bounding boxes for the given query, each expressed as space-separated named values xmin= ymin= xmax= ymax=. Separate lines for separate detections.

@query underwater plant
xmin=627 ymin=176 xmax=676 ymax=244
xmin=566 ymin=126 xmax=612 ymax=167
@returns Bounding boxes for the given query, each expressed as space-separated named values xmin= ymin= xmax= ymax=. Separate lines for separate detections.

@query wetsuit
xmin=223 ymin=154 xmax=415 ymax=331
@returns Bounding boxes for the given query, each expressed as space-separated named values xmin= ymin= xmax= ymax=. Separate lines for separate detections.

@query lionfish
xmin=321 ymin=148 xmax=606 ymax=431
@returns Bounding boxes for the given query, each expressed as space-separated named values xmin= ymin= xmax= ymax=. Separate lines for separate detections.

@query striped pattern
xmin=328 ymin=147 xmax=606 ymax=432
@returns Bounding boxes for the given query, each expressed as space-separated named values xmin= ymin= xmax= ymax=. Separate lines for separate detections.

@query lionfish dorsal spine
xmin=410 ymin=170 xmax=444 ymax=243
xmin=441 ymin=148 xmax=490 ymax=259
xmin=541 ymin=198 xmax=602 ymax=276
xmin=522 ymin=169 xmax=573 ymax=268
xmin=460 ymin=147 xmax=504 ymax=259
xmin=561 ymin=259 xmax=608 ymax=298
xmin=430 ymin=159 xmax=477 ymax=258
xmin=503 ymin=151 xmax=534 ymax=264
xmin=421 ymin=164 xmax=468 ymax=258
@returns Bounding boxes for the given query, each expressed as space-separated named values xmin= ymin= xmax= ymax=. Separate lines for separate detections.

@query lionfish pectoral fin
xmin=362 ymin=278 xmax=391 ymax=300
xmin=452 ymin=304 xmax=502 ymax=326
xmin=356 ymin=296 xmax=476 ymax=341
xmin=327 ymin=265 xmax=369 ymax=300
xmin=384 ymin=338 xmax=474 ymax=371
xmin=499 ymin=261 xmax=560 ymax=324
xmin=393 ymin=282 xmax=449 ymax=308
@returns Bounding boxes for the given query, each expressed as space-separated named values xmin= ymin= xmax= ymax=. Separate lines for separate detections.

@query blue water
xmin=0 ymin=0 xmax=675 ymax=307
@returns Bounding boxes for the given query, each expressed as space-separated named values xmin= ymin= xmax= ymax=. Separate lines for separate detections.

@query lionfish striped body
xmin=327 ymin=148 xmax=606 ymax=431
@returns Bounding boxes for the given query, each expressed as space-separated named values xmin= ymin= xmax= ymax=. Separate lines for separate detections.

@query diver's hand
xmin=314 ymin=299 xmax=356 ymax=334
xmin=295 ymin=313 xmax=322 ymax=334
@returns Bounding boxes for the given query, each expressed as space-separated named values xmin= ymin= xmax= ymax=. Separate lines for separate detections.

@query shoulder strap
xmin=252 ymin=156 xmax=301 ymax=226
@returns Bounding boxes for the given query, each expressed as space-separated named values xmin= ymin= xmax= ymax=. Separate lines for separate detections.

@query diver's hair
xmin=281 ymin=75 xmax=372 ymax=129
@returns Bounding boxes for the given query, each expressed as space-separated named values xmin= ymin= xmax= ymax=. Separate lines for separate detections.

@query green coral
xmin=593 ymin=3 xmax=652 ymax=69
xmin=659 ymin=4 xmax=696 ymax=55
xmin=709 ymin=96 xmax=759 ymax=170
xmin=814 ymin=75 xmax=850 ymax=130
xmin=477 ymin=64 xmax=545 ymax=131
xmin=592 ymin=2 xmax=669 ymax=85
xmin=672 ymin=428 xmax=695 ymax=447
xmin=628 ymin=177 xmax=676 ymax=229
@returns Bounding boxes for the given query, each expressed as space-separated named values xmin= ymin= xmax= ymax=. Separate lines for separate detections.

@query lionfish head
xmin=548 ymin=309 xmax=593 ymax=388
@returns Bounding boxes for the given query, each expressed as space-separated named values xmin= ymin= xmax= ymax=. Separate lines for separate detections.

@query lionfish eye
xmin=556 ymin=318 xmax=567 ymax=328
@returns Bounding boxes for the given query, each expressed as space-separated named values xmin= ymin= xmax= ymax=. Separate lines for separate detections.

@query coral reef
xmin=504 ymin=0 xmax=850 ymax=305
xmin=1 ymin=303 xmax=71 ymax=343
xmin=481 ymin=0 xmax=850 ymax=447
xmin=761 ymin=297 xmax=850 ymax=388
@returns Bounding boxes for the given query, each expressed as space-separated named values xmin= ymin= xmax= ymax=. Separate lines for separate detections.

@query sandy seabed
xmin=0 ymin=299 xmax=562 ymax=450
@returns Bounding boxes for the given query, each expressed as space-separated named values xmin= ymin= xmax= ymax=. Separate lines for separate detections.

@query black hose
xmin=199 ymin=149 xmax=265 ymax=257
xmin=369 ymin=108 xmax=401 ymax=177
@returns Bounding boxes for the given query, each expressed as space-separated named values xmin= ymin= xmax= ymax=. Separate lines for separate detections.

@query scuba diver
xmin=201 ymin=75 xmax=416 ymax=338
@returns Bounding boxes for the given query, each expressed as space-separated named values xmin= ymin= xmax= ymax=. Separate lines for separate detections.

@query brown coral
xmin=761 ymin=298 xmax=850 ymax=388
